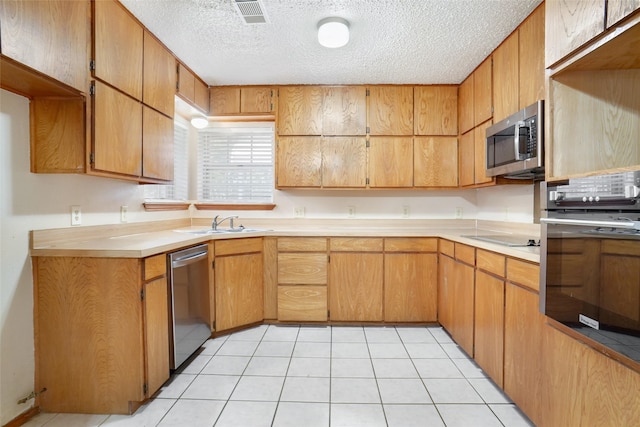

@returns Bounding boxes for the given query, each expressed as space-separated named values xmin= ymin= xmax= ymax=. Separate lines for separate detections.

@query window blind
xmin=197 ymin=124 xmax=274 ymax=203
xmin=143 ymin=121 xmax=189 ymax=201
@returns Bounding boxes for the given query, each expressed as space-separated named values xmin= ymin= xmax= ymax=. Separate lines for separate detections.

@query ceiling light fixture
xmin=317 ymin=17 xmax=350 ymax=48
xmin=190 ymin=116 xmax=208 ymax=129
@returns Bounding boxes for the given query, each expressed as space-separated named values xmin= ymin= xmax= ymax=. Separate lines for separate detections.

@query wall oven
xmin=168 ymin=244 xmax=212 ymax=369
xmin=540 ymin=171 xmax=640 ymax=367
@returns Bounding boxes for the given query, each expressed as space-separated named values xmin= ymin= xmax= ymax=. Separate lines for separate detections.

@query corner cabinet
xmin=210 ymin=86 xmax=274 ymax=116
xmin=32 ymin=254 xmax=170 ymax=414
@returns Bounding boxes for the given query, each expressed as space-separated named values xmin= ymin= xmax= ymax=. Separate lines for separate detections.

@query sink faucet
xmin=212 ymin=215 xmax=238 ymax=230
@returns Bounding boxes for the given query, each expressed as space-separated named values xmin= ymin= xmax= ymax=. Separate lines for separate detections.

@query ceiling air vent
xmin=233 ymin=0 xmax=268 ymax=24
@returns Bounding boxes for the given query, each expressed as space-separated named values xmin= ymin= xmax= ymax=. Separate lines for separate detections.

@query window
xmin=143 ymin=121 xmax=189 ymax=201
xmin=197 ymin=123 xmax=274 ymax=203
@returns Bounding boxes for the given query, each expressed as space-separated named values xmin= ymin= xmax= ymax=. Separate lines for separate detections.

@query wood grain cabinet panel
xmin=322 ymin=137 xmax=367 ymax=187
xmin=438 ymin=253 xmax=455 ymax=332
xmin=278 ymin=286 xmax=327 ymax=321
xmin=369 ymin=86 xmax=414 ymax=135
xmin=193 ymin=77 xmax=209 ymax=113
xmin=278 ymin=253 xmax=328 ymax=285
xmin=474 ymin=270 xmax=505 ymax=387
xmin=276 ymin=136 xmax=322 ymax=188
xmin=414 ymin=136 xmax=458 ymax=187
xmin=143 ymin=276 xmax=170 ymax=398
xmin=142 ymin=106 xmax=174 ymax=181
xmin=474 ymin=120 xmax=493 ymax=185
xmin=322 ymin=86 xmax=367 ymax=135
xmin=414 ymin=86 xmax=458 ymax=135
xmin=607 ymin=0 xmax=640 ymax=27
xmin=385 ymin=253 xmax=437 ymax=322
xmin=177 ymin=62 xmax=195 ymax=103
xmin=92 ymin=81 xmax=143 ymax=177
xmin=241 ymin=87 xmax=273 ymax=113
xmin=278 ymin=86 xmax=323 ymax=135
xmin=0 ymin=0 xmax=89 ymax=92
xmin=458 ymin=130 xmax=475 ymax=187
xmin=142 ymin=31 xmax=175 ymax=117
xmin=93 ymin=0 xmax=143 ymax=100
xmin=493 ymin=31 xmax=519 ymax=123
xmin=458 ymin=75 xmax=474 ymax=134
xmin=473 ymin=57 xmax=493 ymax=126
xmin=369 ymin=136 xmax=414 ymax=188
xmin=545 ymin=0 xmax=605 ymax=67
xmin=210 ymin=87 xmax=241 ymax=114
xmin=278 ymin=237 xmax=328 ymax=252
xmin=518 ymin=4 xmax=545 ymax=109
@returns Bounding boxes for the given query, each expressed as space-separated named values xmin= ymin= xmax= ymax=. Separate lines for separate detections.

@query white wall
xmin=0 ymin=87 xmax=535 ymax=423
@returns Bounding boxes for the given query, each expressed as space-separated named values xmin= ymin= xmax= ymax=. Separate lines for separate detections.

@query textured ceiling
xmin=120 ymin=0 xmax=543 ymax=86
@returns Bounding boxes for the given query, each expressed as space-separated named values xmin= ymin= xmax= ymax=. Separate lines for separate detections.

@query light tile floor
xmin=24 ymin=325 xmax=535 ymax=427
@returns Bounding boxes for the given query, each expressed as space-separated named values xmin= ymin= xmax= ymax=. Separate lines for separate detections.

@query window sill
xmin=143 ymin=202 xmax=191 ymax=211
xmin=194 ymin=203 xmax=276 ymax=211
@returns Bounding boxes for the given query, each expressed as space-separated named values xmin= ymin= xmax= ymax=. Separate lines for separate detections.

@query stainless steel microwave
xmin=485 ymin=100 xmax=544 ymax=179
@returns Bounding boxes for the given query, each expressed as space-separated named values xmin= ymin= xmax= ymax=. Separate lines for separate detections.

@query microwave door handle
xmin=513 ymin=121 xmax=526 ymax=160
xmin=540 ymin=217 xmax=640 ymax=230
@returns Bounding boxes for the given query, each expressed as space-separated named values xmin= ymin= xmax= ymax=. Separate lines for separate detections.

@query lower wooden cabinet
xmin=214 ymin=238 xmax=264 ymax=332
xmin=329 ymin=238 xmax=384 ymax=321
xmin=32 ymin=254 xmax=170 ymax=414
xmin=474 ymin=270 xmax=505 ymax=387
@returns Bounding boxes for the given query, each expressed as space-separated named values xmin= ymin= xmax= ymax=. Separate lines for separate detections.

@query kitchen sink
xmin=174 ymin=228 xmax=268 ymax=235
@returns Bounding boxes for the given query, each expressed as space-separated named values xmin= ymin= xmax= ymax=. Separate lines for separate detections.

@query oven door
xmin=540 ymin=213 xmax=640 ymax=364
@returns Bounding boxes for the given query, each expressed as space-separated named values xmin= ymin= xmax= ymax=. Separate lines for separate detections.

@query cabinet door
xmin=329 ymin=253 xmax=383 ymax=321
xmin=241 ymin=87 xmax=273 ymax=113
xmin=276 ymin=136 xmax=322 ymax=187
xmin=369 ymin=137 xmax=413 ymax=188
xmin=94 ymin=0 xmax=143 ymax=99
xmin=322 ymin=137 xmax=367 ymax=187
xmin=142 ymin=106 xmax=173 ymax=181
xmin=278 ymin=286 xmax=327 ymax=321
xmin=194 ymin=78 xmax=209 ymax=113
xmin=458 ymin=75 xmax=474 ymax=134
xmin=452 ymin=260 xmax=475 ymax=356
xmin=322 ymin=86 xmax=367 ymax=135
xmin=278 ymin=86 xmax=323 ymax=135
xmin=144 ymin=277 xmax=170 ymax=397
xmin=519 ymin=4 xmax=545 ymax=109
xmin=474 ymin=120 xmax=493 ymax=185
xmin=369 ymin=86 xmax=414 ymax=135
xmin=493 ymin=32 xmax=519 ymax=123
xmin=177 ymin=63 xmax=195 ymax=102
xmin=414 ymin=86 xmax=458 ymax=136
xmin=93 ymin=81 xmax=142 ymax=177
xmin=0 ymin=0 xmax=89 ymax=92
xmin=215 ymin=252 xmax=264 ymax=331
xmin=505 ymin=283 xmax=544 ymax=425
xmin=143 ymin=31 xmax=175 ymax=117
xmin=474 ymin=57 xmax=493 ymax=126
xmin=458 ymin=130 xmax=474 ymax=187
xmin=474 ymin=271 xmax=505 ymax=387
xmin=210 ymin=87 xmax=240 ymax=114
xmin=385 ymin=253 xmax=437 ymax=322
xmin=278 ymin=253 xmax=328 ymax=285
xmin=438 ymin=254 xmax=455 ymax=332
xmin=607 ymin=0 xmax=640 ymax=27
xmin=545 ymin=0 xmax=605 ymax=66
xmin=414 ymin=136 xmax=458 ymax=187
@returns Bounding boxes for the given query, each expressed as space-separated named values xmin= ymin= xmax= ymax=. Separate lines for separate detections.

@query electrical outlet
xmin=120 ymin=205 xmax=128 ymax=223
xmin=347 ymin=206 xmax=356 ymax=218
xmin=294 ymin=206 xmax=305 ymax=218
xmin=455 ymin=207 xmax=463 ymax=219
xmin=402 ymin=205 xmax=410 ymax=218
xmin=71 ymin=205 xmax=82 ymax=226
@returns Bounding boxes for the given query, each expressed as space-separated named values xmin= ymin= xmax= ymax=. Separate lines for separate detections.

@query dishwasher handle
xmin=171 ymin=251 xmax=208 ymax=268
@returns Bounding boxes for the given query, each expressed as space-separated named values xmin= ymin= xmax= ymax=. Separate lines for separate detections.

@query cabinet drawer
xmin=477 ymin=249 xmax=506 ymax=278
xmin=215 ymin=238 xmax=263 ymax=256
xmin=278 ymin=237 xmax=327 ymax=252
xmin=278 ymin=253 xmax=327 ymax=285
xmin=278 ymin=285 xmax=327 ymax=321
xmin=330 ymin=237 xmax=383 ymax=252
xmin=455 ymin=243 xmax=476 ymax=265
xmin=385 ymin=237 xmax=438 ymax=252
xmin=507 ymin=258 xmax=540 ymax=292
xmin=144 ymin=254 xmax=166 ymax=280
xmin=439 ymin=239 xmax=455 ymax=257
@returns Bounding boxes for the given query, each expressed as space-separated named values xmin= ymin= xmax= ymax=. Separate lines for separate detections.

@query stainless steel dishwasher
xmin=167 ymin=244 xmax=211 ymax=369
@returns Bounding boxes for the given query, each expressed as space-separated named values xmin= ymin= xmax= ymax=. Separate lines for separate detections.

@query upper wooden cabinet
xmin=369 ymin=86 xmax=414 ymax=135
xmin=276 ymin=136 xmax=322 ymax=188
xmin=545 ymin=0 xmax=605 ymax=67
xmin=142 ymin=106 xmax=174 ymax=181
xmin=414 ymin=136 xmax=458 ymax=188
xmin=474 ymin=57 xmax=493 ymax=126
xmin=519 ymin=4 xmax=545 ymax=110
xmin=278 ymin=86 xmax=324 ymax=135
xmin=492 ymin=31 xmax=519 ymax=123
xmin=322 ymin=86 xmax=367 ymax=135
xmin=414 ymin=86 xmax=458 ymax=136
xmin=177 ymin=62 xmax=209 ymax=113
xmin=210 ymin=86 xmax=274 ymax=115
xmin=0 ymin=0 xmax=89 ymax=94
xmin=322 ymin=136 xmax=367 ymax=187
xmin=458 ymin=75 xmax=474 ymax=134
xmin=93 ymin=0 xmax=143 ymax=100
xmin=369 ymin=136 xmax=414 ymax=188
xmin=143 ymin=31 xmax=176 ymax=117
xmin=458 ymin=120 xmax=494 ymax=188
xmin=608 ymin=0 xmax=640 ymax=27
